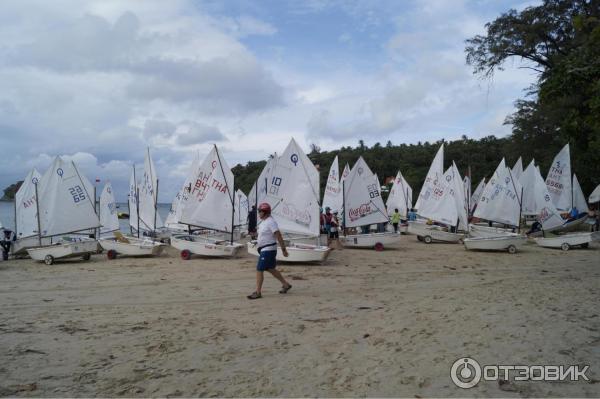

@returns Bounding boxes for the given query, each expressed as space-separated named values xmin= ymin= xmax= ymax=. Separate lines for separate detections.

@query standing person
xmin=324 ymin=207 xmax=333 ymax=238
xmin=391 ymin=208 xmax=401 ymax=233
xmin=329 ymin=211 xmax=340 ymax=246
xmin=247 ymin=205 xmax=257 ymax=239
xmin=247 ymin=203 xmax=291 ymax=300
xmin=0 ymin=229 xmax=15 ymax=261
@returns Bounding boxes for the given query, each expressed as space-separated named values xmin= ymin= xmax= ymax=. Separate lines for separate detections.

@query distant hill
xmin=1 ymin=181 xmax=22 ymax=201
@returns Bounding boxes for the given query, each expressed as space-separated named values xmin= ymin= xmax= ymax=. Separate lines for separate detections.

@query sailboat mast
xmin=154 ymin=179 xmax=159 ymax=237
xmin=342 ymin=179 xmax=346 ymax=236
xmin=34 ymin=182 xmax=41 ymax=246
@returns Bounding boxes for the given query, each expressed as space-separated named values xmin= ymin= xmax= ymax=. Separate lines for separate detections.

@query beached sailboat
xmin=386 ymin=171 xmax=412 ymax=233
xmin=233 ymin=189 xmax=249 ymax=229
xmin=322 ymin=155 xmax=344 ymax=213
xmin=26 ymin=157 xmax=100 ymax=264
xmin=247 ymin=139 xmax=331 ymax=262
xmin=339 ymin=156 xmax=399 ymax=249
xmin=164 ymin=151 xmax=201 ymax=234
xmin=171 ymin=145 xmax=244 ymax=259
xmin=11 ymin=168 xmax=52 ymax=256
xmin=464 ymin=159 xmax=526 ymax=252
xmin=98 ymin=181 xmax=165 ymax=259
xmin=410 ymin=161 xmax=467 ymax=243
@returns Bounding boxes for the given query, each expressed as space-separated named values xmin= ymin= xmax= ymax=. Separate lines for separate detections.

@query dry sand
xmin=0 ymin=237 xmax=599 ymax=397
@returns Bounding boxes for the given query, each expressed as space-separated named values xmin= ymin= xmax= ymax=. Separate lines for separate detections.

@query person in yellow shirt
xmin=391 ymin=208 xmax=401 ymax=233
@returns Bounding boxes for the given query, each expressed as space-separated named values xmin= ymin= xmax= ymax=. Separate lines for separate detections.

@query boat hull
xmin=99 ymin=237 xmax=165 ymax=257
xmin=27 ymin=239 xmax=98 ymax=263
xmin=11 ymin=236 xmax=52 ymax=256
xmin=463 ymin=235 xmax=527 ymax=253
xmin=468 ymin=224 xmax=518 ymax=238
xmin=535 ymin=232 xmax=596 ymax=250
xmin=528 ymin=216 xmax=589 ymax=237
xmin=407 ymin=222 xmax=464 ymax=243
xmin=171 ymin=234 xmax=244 ymax=257
xmin=247 ymin=241 xmax=331 ymax=263
xmin=339 ymin=232 xmax=400 ymax=249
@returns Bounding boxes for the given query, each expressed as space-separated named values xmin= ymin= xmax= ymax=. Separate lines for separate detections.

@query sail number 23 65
xmin=69 ymin=185 xmax=87 ymax=203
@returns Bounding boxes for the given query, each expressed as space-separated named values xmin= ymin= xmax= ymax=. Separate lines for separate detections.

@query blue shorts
xmin=257 ymin=250 xmax=277 ymax=271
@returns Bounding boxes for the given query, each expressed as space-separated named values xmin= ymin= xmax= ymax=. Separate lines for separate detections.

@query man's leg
xmin=267 ymin=269 xmax=290 ymax=288
xmin=256 ymin=271 xmax=264 ymax=294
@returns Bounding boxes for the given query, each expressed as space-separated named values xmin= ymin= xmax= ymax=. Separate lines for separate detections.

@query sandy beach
xmin=1 ymin=238 xmax=599 ymax=397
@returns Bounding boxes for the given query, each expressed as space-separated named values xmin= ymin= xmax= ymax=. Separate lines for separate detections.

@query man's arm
xmin=274 ymin=230 xmax=289 ymax=257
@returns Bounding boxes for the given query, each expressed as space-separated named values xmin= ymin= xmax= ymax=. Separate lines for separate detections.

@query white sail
xmin=341 ymin=163 xmax=350 ymax=181
xmin=470 ymin=177 xmax=486 ymax=214
xmin=36 ymin=156 xmax=100 ymax=237
xmin=128 ymin=167 xmax=139 ymax=230
xmin=322 ymin=155 xmax=342 ymax=212
xmin=99 ymin=182 xmax=119 ymax=233
xmin=520 ymin=160 xmax=538 ymax=215
xmin=545 ymin=144 xmax=572 ymax=210
xmin=248 ymin=154 xmax=278 ymax=209
xmin=179 ymin=145 xmax=235 ymax=232
xmin=15 ymin=168 xmax=42 ymax=238
xmin=463 ymin=175 xmax=471 ymax=212
xmin=511 ymin=157 xmax=523 ymax=181
xmin=451 ymin=163 xmax=468 ymax=229
xmin=417 ymin=166 xmax=458 ymax=226
xmin=386 ymin=171 xmax=412 ymax=218
xmin=138 ymin=148 xmax=163 ymax=231
xmin=474 ymin=159 xmax=522 ymax=226
xmin=415 ymin=144 xmax=444 ymax=210
xmin=533 ymin=167 xmax=564 ymax=230
xmin=343 ymin=157 xmax=388 ymax=228
xmin=590 ymin=184 xmax=600 ymax=203
xmin=572 ymin=174 xmax=588 ymax=213
xmin=165 ymin=152 xmax=201 ymax=230
xmin=234 ymin=189 xmax=249 ymax=226
xmin=262 ymin=139 xmax=320 ymax=236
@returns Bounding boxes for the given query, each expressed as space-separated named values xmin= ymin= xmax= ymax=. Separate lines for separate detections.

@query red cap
xmin=258 ymin=202 xmax=271 ymax=214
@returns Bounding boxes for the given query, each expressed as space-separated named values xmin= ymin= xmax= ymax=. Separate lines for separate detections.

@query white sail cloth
xmin=417 ymin=163 xmax=467 ymax=228
xmin=532 ymin=166 xmax=564 ymax=230
xmin=248 ymin=154 xmax=277 ymax=209
xmin=179 ymin=145 xmax=235 ymax=232
xmin=128 ymin=167 xmax=139 ymax=230
xmin=99 ymin=182 xmax=119 ymax=233
xmin=470 ymin=178 xmax=486 ymax=214
xmin=545 ymin=144 xmax=572 ymax=210
xmin=590 ymin=184 xmax=600 ymax=203
xmin=36 ymin=156 xmax=99 ymax=237
xmin=322 ymin=155 xmax=343 ymax=213
xmin=165 ymin=152 xmax=201 ymax=230
xmin=234 ymin=189 xmax=249 ymax=226
xmin=572 ymin=174 xmax=588 ymax=213
xmin=386 ymin=171 xmax=412 ymax=218
xmin=474 ymin=159 xmax=523 ymax=227
xmin=262 ymin=139 xmax=320 ymax=237
xmin=138 ymin=148 xmax=163 ymax=231
xmin=15 ymin=168 xmax=42 ymax=238
xmin=415 ymin=144 xmax=444 ymax=211
xmin=343 ymin=156 xmax=388 ymax=228
xmin=511 ymin=157 xmax=523 ymax=182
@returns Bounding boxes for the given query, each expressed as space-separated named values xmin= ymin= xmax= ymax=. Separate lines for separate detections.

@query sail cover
xmin=37 ymin=156 xmax=99 ymax=237
xmin=100 ymin=182 xmax=119 ymax=233
xmin=15 ymin=168 xmax=42 ymax=238
xmin=343 ymin=156 xmax=388 ymax=228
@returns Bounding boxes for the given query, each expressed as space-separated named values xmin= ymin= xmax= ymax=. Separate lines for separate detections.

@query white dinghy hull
xmin=468 ymin=224 xmax=518 ymax=238
xmin=11 ymin=236 xmax=52 ymax=257
xmin=340 ymin=232 xmax=400 ymax=249
xmin=407 ymin=222 xmax=464 ymax=243
xmin=247 ymin=241 xmax=331 ymax=263
xmin=463 ymin=235 xmax=527 ymax=253
xmin=99 ymin=236 xmax=166 ymax=258
xmin=528 ymin=216 xmax=589 ymax=237
xmin=535 ymin=232 xmax=597 ymax=251
xmin=171 ymin=234 xmax=244 ymax=259
xmin=27 ymin=238 xmax=98 ymax=265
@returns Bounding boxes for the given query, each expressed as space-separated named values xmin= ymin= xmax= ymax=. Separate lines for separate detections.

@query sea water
xmin=0 ymin=201 xmax=171 ymax=234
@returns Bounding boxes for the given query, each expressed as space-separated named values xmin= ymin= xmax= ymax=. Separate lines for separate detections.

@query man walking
xmin=247 ymin=203 xmax=292 ymax=300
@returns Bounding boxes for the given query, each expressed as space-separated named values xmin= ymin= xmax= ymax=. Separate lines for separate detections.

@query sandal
xmin=247 ymin=292 xmax=262 ymax=300
xmin=279 ymin=284 xmax=292 ymax=294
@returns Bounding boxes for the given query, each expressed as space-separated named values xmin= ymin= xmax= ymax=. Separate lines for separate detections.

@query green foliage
xmin=1 ymin=181 xmax=23 ymax=201
xmin=466 ymin=0 xmax=600 ymax=194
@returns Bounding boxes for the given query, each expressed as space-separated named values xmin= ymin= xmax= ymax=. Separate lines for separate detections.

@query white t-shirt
xmin=257 ymin=216 xmax=279 ymax=251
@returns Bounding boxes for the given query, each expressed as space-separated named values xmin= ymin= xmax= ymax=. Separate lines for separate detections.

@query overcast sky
xmin=0 ymin=0 xmax=539 ymax=201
